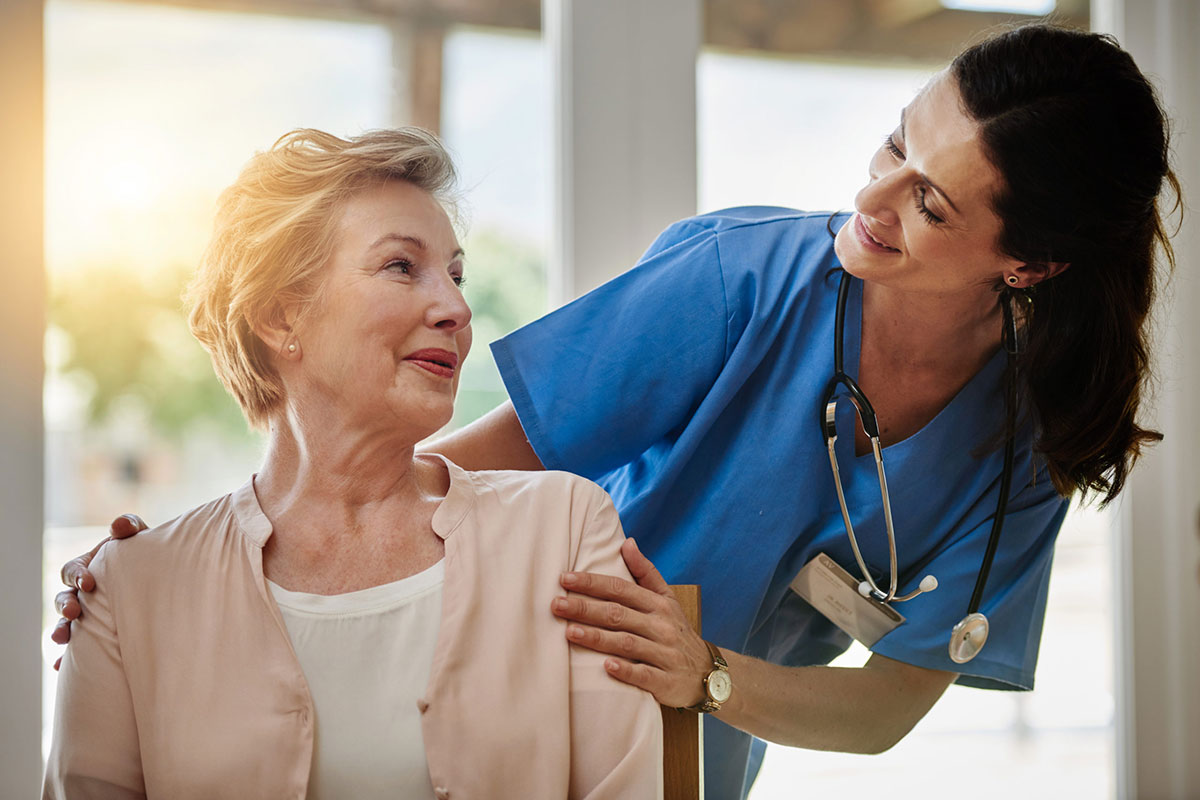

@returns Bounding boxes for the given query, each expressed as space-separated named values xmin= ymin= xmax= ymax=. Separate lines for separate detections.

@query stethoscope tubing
xmin=823 ymin=268 xmax=1018 ymax=634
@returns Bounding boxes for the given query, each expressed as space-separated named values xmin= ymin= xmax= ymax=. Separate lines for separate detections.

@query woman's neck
xmin=860 ymin=279 xmax=1003 ymax=376
xmin=850 ymin=279 xmax=1005 ymax=454
xmin=253 ymin=407 xmax=449 ymax=592
xmin=257 ymin=410 xmax=422 ymax=512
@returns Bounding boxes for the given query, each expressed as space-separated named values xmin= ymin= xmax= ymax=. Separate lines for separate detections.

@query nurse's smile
xmin=854 ymin=215 xmax=900 ymax=253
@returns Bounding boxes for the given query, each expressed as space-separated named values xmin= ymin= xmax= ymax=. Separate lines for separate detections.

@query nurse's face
xmin=834 ymin=71 xmax=1022 ymax=297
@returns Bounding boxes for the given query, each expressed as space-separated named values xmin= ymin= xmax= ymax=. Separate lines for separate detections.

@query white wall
xmin=0 ymin=0 xmax=45 ymax=796
xmin=1095 ymin=1 xmax=1200 ymax=798
xmin=544 ymin=0 xmax=700 ymax=302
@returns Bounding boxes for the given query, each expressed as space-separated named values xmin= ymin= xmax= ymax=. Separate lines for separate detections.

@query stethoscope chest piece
xmin=948 ymin=612 xmax=989 ymax=664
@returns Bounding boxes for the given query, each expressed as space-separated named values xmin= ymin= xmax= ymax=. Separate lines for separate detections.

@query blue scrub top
xmin=491 ymin=208 xmax=1069 ymax=798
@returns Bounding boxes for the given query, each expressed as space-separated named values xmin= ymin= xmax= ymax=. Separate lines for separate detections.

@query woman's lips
xmin=854 ymin=215 xmax=900 ymax=254
xmin=404 ymin=348 xmax=458 ymax=379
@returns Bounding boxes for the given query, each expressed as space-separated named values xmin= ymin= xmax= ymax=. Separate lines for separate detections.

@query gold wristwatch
xmin=687 ymin=640 xmax=732 ymax=713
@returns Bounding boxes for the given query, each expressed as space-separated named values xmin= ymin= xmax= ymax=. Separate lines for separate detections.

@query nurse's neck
xmin=860 ymin=279 xmax=1003 ymax=375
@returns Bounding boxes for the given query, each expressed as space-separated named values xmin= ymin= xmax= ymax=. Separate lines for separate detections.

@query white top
xmin=268 ymin=560 xmax=444 ymax=800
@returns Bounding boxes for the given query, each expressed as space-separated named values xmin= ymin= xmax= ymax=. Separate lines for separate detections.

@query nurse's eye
xmin=883 ymin=134 xmax=905 ymax=161
xmin=913 ymin=186 xmax=945 ymax=226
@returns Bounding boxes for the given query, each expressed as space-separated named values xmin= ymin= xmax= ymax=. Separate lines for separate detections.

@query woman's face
xmin=291 ymin=179 xmax=471 ymax=440
xmin=834 ymin=70 xmax=1021 ymax=298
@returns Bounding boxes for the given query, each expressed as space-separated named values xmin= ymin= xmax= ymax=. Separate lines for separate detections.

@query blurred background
xmin=4 ymin=0 xmax=1197 ymax=797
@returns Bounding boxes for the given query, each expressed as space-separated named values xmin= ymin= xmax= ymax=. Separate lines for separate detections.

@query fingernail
xmin=562 ymin=572 xmax=578 ymax=586
xmin=567 ymin=624 xmax=584 ymax=639
xmin=553 ymin=598 xmax=568 ymax=612
xmin=605 ymin=658 xmax=619 ymax=671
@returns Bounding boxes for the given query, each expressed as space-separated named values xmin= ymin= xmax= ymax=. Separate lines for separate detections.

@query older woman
xmin=43 ymin=128 xmax=662 ymax=799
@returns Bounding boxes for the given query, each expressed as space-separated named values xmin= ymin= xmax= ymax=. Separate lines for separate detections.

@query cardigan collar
xmin=231 ymin=453 xmax=477 ymax=549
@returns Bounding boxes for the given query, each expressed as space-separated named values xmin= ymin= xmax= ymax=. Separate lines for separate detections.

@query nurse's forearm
xmin=422 ymin=401 xmax=545 ymax=472
xmin=714 ymin=650 xmax=956 ymax=754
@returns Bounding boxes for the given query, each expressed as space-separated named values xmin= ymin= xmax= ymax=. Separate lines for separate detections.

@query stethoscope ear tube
xmin=966 ymin=329 xmax=1019 ymax=616
xmin=952 ymin=289 xmax=1021 ymax=662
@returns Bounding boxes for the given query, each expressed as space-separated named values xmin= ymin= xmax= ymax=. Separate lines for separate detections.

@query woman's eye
xmin=883 ymin=134 xmax=905 ymax=160
xmin=913 ymin=187 xmax=945 ymax=226
xmin=385 ymin=258 xmax=413 ymax=274
xmin=453 ymin=275 xmax=467 ymax=289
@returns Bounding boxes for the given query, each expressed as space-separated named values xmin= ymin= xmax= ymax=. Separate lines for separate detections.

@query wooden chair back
xmin=662 ymin=584 xmax=703 ymax=800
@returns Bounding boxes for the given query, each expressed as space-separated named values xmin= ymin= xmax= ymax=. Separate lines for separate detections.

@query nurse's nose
xmin=854 ymin=169 xmax=903 ymax=228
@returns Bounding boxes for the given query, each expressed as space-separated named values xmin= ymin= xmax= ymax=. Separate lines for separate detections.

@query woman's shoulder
xmin=646 ymin=207 xmax=845 ymax=257
xmin=457 ymin=464 xmax=610 ymax=510
xmin=449 ymin=467 xmax=628 ymax=575
xmin=437 ymin=460 xmax=613 ymax=536
xmin=90 ymin=489 xmax=244 ymax=582
xmin=646 ymin=208 xmax=847 ymax=316
xmin=663 ymin=205 xmax=838 ymax=235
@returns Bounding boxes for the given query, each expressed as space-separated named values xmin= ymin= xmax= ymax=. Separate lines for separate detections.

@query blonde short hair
xmin=186 ymin=127 xmax=459 ymax=429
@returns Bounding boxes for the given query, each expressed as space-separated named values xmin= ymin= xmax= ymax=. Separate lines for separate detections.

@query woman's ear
xmin=1009 ymin=261 xmax=1070 ymax=289
xmin=247 ymin=301 xmax=300 ymax=359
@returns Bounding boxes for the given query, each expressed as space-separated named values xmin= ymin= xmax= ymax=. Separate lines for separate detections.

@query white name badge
xmin=790 ymin=553 xmax=904 ymax=647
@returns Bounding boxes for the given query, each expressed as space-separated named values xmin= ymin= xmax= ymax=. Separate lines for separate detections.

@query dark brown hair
xmin=952 ymin=24 xmax=1179 ymax=504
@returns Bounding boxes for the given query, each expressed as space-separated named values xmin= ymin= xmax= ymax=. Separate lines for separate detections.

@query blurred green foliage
xmin=48 ymin=228 xmax=546 ymax=439
xmin=50 ymin=262 xmax=251 ymax=441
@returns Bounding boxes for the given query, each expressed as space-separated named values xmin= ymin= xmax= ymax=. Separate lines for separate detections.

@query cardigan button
xmin=434 ymin=787 xmax=450 ymax=799
xmin=417 ymin=699 xmax=430 ymax=714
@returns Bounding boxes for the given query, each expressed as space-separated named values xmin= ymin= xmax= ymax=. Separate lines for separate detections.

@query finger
xmin=55 ymin=590 xmax=81 ymax=619
xmin=565 ymin=622 xmax=677 ymax=667
xmin=622 ymin=538 xmax=673 ymax=596
xmin=110 ymin=514 xmax=148 ymax=539
xmin=50 ymin=617 xmax=73 ymax=645
xmin=559 ymin=569 xmax=663 ymax=613
xmin=552 ymin=594 xmax=660 ymax=639
xmin=601 ymin=657 xmax=686 ymax=705
xmin=61 ymin=536 xmax=111 ymax=592
xmin=61 ymin=558 xmax=98 ymax=593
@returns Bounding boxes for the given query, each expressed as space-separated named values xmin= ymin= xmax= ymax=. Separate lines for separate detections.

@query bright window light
xmin=942 ymin=0 xmax=1056 ymax=13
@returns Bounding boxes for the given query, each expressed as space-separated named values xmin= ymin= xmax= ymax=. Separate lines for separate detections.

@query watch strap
xmin=684 ymin=640 xmax=730 ymax=714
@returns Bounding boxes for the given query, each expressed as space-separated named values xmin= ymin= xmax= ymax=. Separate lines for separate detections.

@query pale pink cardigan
xmin=44 ymin=457 xmax=663 ymax=799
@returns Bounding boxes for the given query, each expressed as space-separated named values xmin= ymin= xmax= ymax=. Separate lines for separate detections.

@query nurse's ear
xmin=1005 ymin=261 xmax=1069 ymax=289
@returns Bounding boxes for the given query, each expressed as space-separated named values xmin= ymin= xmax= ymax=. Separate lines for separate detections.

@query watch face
xmin=708 ymin=669 xmax=732 ymax=703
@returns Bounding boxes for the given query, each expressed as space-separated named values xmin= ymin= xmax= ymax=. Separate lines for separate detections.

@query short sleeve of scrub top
xmin=491 ymin=207 xmax=1070 ymax=798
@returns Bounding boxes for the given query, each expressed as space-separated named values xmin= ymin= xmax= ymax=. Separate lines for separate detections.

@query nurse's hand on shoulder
xmin=552 ymin=538 xmax=714 ymax=708
xmin=50 ymin=513 xmax=149 ymax=669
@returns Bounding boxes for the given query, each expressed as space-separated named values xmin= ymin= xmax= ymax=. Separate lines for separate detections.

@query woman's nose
xmin=855 ymin=159 xmax=903 ymax=227
xmin=428 ymin=275 xmax=472 ymax=331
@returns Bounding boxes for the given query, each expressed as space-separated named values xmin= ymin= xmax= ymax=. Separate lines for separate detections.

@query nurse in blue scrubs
xmin=54 ymin=23 xmax=1177 ymax=799
xmin=445 ymin=26 xmax=1178 ymax=796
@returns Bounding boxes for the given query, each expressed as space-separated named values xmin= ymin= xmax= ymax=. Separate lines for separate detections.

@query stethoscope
xmin=821 ymin=269 xmax=1022 ymax=664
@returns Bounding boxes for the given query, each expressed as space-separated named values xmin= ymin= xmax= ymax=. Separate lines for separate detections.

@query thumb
xmin=622 ymin=538 xmax=671 ymax=595
xmin=110 ymin=514 xmax=148 ymax=539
